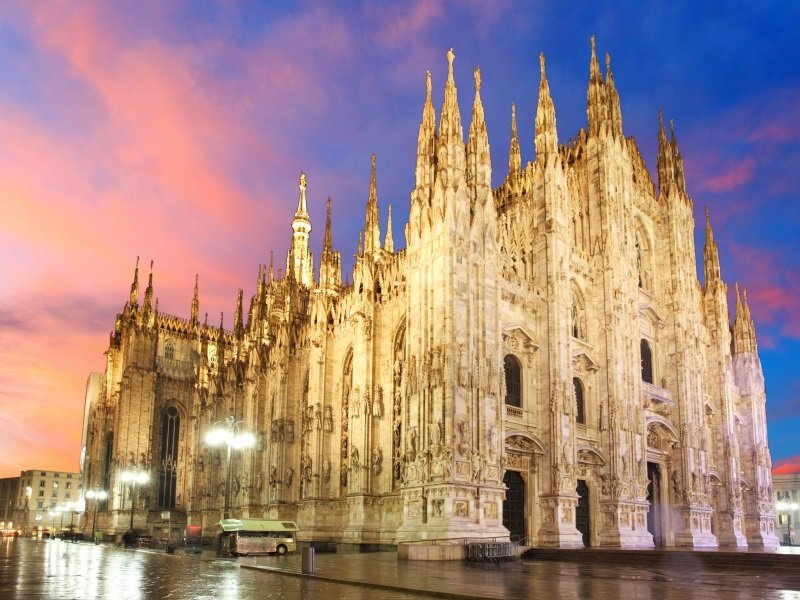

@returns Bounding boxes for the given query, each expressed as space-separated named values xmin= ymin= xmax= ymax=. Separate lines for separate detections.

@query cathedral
xmin=81 ymin=39 xmax=779 ymax=551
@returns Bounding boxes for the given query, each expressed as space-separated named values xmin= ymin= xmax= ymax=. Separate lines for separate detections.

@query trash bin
xmin=166 ymin=542 xmax=176 ymax=554
xmin=301 ymin=546 xmax=315 ymax=574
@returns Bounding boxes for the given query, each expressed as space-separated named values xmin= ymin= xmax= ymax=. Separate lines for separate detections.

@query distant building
xmin=0 ymin=470 xmax=82 ymax=535
xmin=81 ymin=41 xmax=777 ymax=550
xmin=774 ymin=473 xmax=800 ymax=545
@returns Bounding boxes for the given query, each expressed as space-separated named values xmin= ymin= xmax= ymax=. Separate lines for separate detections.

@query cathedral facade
xmin=81 ymin=40 xmax=778 ymax=550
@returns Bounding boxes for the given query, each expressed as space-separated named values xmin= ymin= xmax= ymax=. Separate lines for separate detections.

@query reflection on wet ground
xmin=3 ymin=536 xmax=800 ymax=599
xmin=0 ymin=538 xmax=436 ymax=599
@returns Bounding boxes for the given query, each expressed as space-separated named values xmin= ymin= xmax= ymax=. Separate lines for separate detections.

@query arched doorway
xmin=576 ymin=479 xmax=590 ymax=546
xmin=647 ymin=462 xmax=664 ymax=546
xmin=503 ymin=471 xmax=525 ymax=542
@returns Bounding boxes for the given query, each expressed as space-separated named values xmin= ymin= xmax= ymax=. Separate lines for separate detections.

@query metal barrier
xmin=465 ymin=541 xmax=516 ymax=562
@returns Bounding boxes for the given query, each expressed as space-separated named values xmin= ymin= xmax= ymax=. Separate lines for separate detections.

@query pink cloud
xmin=699 ymin=156 xmax=758 ymax=194
xmin=773 ymin=455 xmax=800 ymax=475
xmin=728 ymin=243 xmax=800 ymax=340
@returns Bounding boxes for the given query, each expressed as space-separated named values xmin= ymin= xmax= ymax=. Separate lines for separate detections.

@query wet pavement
xmin=0 ymin=537 xmax=437 ymax=599
xmin=244 ymin=548 xmax=800 ymax=599
xmin=2 ymin=536 xmax=799 ymax=599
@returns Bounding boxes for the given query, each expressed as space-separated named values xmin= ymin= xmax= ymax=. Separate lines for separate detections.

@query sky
xmin=0 ymin=0 xmax=798 ymax=478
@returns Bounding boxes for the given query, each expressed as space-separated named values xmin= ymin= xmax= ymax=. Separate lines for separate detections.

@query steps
xmin=522 ymin=547 xmax=800 ymax=574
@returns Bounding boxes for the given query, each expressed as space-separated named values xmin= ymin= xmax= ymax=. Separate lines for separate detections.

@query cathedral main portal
xmin=503 ymin=471 xmax=525 ymax=542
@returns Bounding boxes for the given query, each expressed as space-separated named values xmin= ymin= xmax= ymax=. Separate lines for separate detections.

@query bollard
xmin=301 ymin=546 xmax=315 ymax=574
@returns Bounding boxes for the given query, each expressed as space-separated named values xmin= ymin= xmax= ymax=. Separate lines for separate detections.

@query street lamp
xmin=205 ymin=416 xmax=255 ymax=519
xmin=67 ymin=501 xmax=77 ymax=533
xmin=48 ymin=510 xmax=59 ymax=539
xmin=85 ymin=489 xmax=108 ymax=544
xmin=776 ymin=500 xmax=799 ymax=545
xmin=120 ymin=469 xmax=150 ymax=533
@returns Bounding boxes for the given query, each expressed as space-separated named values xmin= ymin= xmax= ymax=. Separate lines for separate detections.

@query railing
xmin=465 ymin=541 xmax=517 ymax=562
xmin=641 ymin=381 xmax=673 ymax=403
xmin=156 ymin=357 xmax=195 ymax=379
xmin=505 ymin=406 xmax=523 ymax=419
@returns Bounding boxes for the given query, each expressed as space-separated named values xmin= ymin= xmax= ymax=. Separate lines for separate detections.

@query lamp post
xmin=67 ymin=501 xmax=76 ymax=533
xmin=205 ymin=416 xmax=255 ymax=520
xmin=120 ymin=469 xmax=150 ymax=533
xmin=85 ymin=489 xmax=108 ymax=544
xmin=48 ymin=510 xmax=59 ymax=539
xmin=776 ymin=500 xmax=799 ymax=545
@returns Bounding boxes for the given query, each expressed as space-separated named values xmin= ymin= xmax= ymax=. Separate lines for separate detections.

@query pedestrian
xmin=123 ymin=530 xmax=131 ymax=549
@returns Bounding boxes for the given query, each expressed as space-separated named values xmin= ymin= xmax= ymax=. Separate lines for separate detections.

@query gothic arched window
xmin=504 ymin=355 xmax=522 ymax=408
xmin=573 ymin=378 xmax=585 ymax=425
xmin=571 ymin=284 xmax=586 ymax=340
xmin=635 ymin=224 xmax=654 ymax=292
xmin=640 ymin=339 xmax=654 ymax=384
xmin=158 ymin=406 xmax=180 ymax=508
xmin=164 ymin=341 xmax=174 ymax=361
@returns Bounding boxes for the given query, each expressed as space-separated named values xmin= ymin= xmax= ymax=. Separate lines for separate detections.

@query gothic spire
xmin=364 ymin=154 xmax=381 ymax=255
xmin=670 ymin=119 xmax=686 ymax=193
xmin=323 ymin=197 xmax=333 ymax=253
xmin=234 ymin=289 xmax=244 ymax=338
xmin=467 ymin=66 xmax=491 ymax=191
xmin=508 ymin=103 xmax=521 ymax=174
xmin=535 ymin=53 xmax=558 ymax=160
xmin=438 ymin=48 xmax=464 ymax=157
xmin=319 ymin=197 xmax=342 ymax=290
xmin=733 ymin=283 xmax=757 ymax=354
xmin=129 ymin=256 xmax=140 ymax=305
xmin=414 ymin=69 xmax=436 ymax=192
xmin=288 ymin=171 xmax=314 ymax=287
xmin=656 ymin=109 xmax=673 ymax=196
xmin=384 ymin=204 xmax=394 ymax=253
xmin=268 ymin=251 xmax=274 ymax=283
xmin=605 ymin=52 xmax=622 ymax=137
xmin=587 ymin=35 xmax=606 ymax=137
xmin=190 ymin=273 xmax=199 ymax=328
xmin=703 ymin=208 xmax=721 ymax=287
xmin=143 ymin=260 xmax=154 ymax=310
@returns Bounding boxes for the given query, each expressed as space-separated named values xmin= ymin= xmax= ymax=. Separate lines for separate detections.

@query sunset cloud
xmin=773 ymin=455 xmax=800 ymax=476
xmin=0 ymin=1 xmax=798 ymax=477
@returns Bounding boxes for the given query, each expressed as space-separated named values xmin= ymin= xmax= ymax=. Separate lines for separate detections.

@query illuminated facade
xmin=0 ymin=470 xmax=82 ymax=535
xmin=82 ymin=41 xmax=778 ymax=550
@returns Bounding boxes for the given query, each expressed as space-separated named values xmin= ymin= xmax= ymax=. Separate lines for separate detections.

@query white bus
xmin=219 ymin=519 xmax=299 ymax=556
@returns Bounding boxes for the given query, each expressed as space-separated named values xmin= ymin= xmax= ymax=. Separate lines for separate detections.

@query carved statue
xmin=324 ymin=405 xmax=333 ymax=432
xmin=372 ymin=447 xmax=383 ymax=476
xmin=285 ymin=466 xmax=294 ymax=487
xmin=270 ymin=466 xmax=277 ymax=487
xmin=323 ymin=458 xmax=331 ymax=483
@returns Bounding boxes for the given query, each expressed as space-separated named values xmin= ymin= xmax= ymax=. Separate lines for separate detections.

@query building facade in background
xmin=0 ymin=470 xmax=82 ymax=535
xmin=81 ymin=41 xmax=778 ymax=549
xmin=773 ymin=474 xmax=800 ymax=546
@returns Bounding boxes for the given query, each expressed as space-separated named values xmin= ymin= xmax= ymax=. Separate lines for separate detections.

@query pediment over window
xmin=505 ymin=433 xmax=545 ymax=455
xmin=576 ymin=445 xmax=606 ymax=466
xmin=502 ymin=325 xmax=539 ymax=364
xmin=571 ymin=348 xmax=599 ymax=372
xmin=638 ymin=303 xmax=666 ymax=328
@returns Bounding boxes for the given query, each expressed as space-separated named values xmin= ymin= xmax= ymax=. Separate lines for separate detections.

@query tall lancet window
xmin=573 ymin=378 xmax=585 ymax=425
xmin=158 ymin=406 xmax=180 ymax=508
xmin=504 ymin=355 xmax=522 ymax=408
xmin=640 ymin=339 xmax=654 ymax=385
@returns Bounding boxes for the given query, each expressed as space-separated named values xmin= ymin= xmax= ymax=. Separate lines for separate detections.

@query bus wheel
xmin=276 ymin=544 xmax=288 ymax=556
